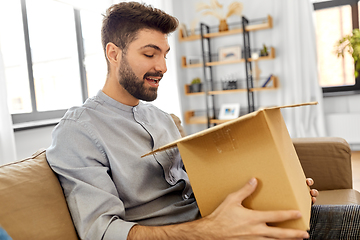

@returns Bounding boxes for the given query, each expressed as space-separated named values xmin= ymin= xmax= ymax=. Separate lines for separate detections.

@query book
xmin=261 ymin=74 xmax=273 ymax=87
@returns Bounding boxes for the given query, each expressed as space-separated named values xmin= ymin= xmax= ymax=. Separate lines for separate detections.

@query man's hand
xmin=306 ymin=178 xmax=319 ymax=204
xmin=128 ymin=178 xmax=310 ymax=240
xmin=200 ymin=178 xmax=310 ymax=239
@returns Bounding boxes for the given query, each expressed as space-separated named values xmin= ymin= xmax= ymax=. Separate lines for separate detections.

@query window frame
xmin=313 ymin=0 xmax=360 ymax=95
xmin=11 ymin=0 xmax=89 ymax=128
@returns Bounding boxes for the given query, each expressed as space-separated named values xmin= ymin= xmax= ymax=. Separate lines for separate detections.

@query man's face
xmin=117 ymin=29 xmax=170 ymax=102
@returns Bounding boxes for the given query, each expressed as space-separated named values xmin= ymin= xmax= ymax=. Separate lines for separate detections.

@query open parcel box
xmin=144 ymin=102 xmax=317 ymax=230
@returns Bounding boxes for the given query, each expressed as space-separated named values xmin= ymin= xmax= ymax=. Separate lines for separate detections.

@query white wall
xmin=14 ymin=126 xmax=54 ymax=160
xmin=323 ymin=95 xmax=360 ymax=150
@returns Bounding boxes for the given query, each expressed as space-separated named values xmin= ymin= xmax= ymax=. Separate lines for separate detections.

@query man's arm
xmin=127 ymin=178 xmax=310 ymax=240
xmin=47 ymin=119 xmax=137 ymax=240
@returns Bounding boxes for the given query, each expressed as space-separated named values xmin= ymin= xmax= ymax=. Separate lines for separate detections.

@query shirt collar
xmin=96 ymin=90 xmax=143 ymax=112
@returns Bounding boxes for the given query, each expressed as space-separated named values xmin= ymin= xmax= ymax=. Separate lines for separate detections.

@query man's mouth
xmin=145 ymin=77 xmax=161 ymax=87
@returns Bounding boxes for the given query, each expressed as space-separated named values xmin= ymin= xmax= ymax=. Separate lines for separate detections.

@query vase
xmin=219 ymin=19 xmax=229 ymax=32
xmin=190 ymin=83 xmax=202 ymax=93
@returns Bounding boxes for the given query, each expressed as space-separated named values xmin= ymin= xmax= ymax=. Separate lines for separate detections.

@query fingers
xmin=310 ymin=189 xmax=318 ymax=204
xmin=260 ymin=225 xmax=310 ymax=239
xmin=310 ymin=189 xmax=319 ymax=197
xmin=256 ymin=209 xmax=302 ymax=223
xmin=250 ymin=210 xmax=309 ymax=239
xmin=306 ymin=178 xmax=314 ymax=186
xmin=311 ymin=189 xmax=318 ymax=204
xmin=231 ymin=178 xmax=258 ymax=203
xmin=306 ymin=178 xmax=318 ymax=204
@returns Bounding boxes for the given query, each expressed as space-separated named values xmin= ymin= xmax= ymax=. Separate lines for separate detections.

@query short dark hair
xmin=101 ymin=2 xmax=178 ymax=60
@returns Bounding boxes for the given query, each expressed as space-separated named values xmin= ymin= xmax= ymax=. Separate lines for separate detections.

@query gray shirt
xmin=47 ymin=90 xmax=199 ymax=240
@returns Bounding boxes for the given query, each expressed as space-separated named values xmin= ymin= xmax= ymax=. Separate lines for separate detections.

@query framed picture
xmin=218 ymin=103 xmax=240 ymax=120
xmin=219 ymin=45 xmax=241 ymax=62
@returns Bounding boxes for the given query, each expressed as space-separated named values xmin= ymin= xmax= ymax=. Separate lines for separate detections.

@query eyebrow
xmin=141 ymin=44 xmax=170 ymax=53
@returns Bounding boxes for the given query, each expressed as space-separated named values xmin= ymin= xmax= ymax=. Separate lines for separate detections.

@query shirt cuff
xmin=103 ymin=219 xmax=137 ymax=240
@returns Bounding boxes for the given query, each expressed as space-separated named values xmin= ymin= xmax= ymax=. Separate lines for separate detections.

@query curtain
xmin=0 ymin=45 xmax=17 ymax=164
xmin=272 ymin=0 xmax=327 ymax=138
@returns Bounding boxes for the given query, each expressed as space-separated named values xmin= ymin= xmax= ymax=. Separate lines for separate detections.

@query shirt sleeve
xmin=46 ymin=118 xmax=136 ymax=240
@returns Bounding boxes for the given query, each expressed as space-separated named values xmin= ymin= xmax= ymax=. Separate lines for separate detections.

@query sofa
xmin=0 ymin=137 xmax=359 ymax=240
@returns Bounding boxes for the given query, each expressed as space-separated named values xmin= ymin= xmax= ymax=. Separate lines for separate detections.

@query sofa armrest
xmin=171 ymin=114 xmax=186 ymax=138
xmin=292 ymin=137 xmax=352 ymax=191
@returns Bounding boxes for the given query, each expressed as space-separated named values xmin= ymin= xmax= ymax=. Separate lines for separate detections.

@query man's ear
xmin=106 ymin=42 xmax=122 ymax=66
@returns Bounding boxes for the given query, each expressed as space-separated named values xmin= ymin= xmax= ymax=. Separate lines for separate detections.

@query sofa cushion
xmin=292 ymin=137 xmax=352 ymax=191
xmin=315 ymin=189 xmax=360 ymax=206
xmin=0 ymin=150 xmax=79 ymax=240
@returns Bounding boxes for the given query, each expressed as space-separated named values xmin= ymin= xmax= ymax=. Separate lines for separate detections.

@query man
xmin=47 ymin=2 xmax=317 ymax=239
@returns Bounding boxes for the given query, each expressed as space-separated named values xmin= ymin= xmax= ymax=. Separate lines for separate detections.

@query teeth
xmin=147 ymin=77 xmax=159 ymax=83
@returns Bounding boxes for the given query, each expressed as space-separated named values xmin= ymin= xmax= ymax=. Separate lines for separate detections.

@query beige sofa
xmin=0 ymin=137 xmax=359 ymax=239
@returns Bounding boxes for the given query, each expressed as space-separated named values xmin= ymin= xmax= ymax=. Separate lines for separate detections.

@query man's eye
xmin=144 ymin=54 xmax=154 ymax=58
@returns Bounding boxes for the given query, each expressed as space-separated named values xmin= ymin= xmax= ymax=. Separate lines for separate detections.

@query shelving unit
xmin=181 ymin=15 xmax=277 ymax=127
xmin=179 ymin=15 xmax=273 ymax=42
xmin=181 ymin=47 xmax=275 ymax=68
xmin=185 ymin=111 xmax=229 ymax=125
xmin=184 ymin=76 xmax=278 ymax=96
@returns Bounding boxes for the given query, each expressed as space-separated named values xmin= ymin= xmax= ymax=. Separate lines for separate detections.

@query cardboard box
xmin=144 ymin=102 xmax=317 ymax=230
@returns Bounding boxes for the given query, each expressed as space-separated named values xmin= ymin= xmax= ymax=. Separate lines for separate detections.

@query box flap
xmin=266 ymin=101 xmax=318 ymax=110
xmin=142 ymin=101 xmax=317 ymax=157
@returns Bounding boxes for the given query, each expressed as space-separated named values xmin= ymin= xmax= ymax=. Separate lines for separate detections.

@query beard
xmin=118 ymin=54 xmax=162 ymax=102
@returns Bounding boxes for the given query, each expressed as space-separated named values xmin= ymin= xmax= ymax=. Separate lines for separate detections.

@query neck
xmin=102 ymin=75 xmax=140 ymax=107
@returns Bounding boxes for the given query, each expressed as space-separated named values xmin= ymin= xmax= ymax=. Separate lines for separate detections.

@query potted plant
xmin=190 ymin=78 xmax=203 ymax=93
xmin=335 ymin=28 xmax=360 ymax=77
xmin=260 ymin=44 xmax=268 ymax=57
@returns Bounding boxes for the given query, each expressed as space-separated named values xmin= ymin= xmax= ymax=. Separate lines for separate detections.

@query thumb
xmin=233 ymin=178 xmax=258 ymax=203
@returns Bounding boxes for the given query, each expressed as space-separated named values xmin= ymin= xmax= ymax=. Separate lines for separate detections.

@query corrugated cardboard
xmin=143 ymin=102 xmax=317 ymax=230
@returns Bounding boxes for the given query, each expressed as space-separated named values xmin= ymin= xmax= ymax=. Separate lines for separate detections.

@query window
xmin=0 ymin=0 xmax=32 ymax=114
xmin=313 ymin=0 xmax=360 ymax=94
xmin=27 ymin=0 xmax=83 ymax=112
xmin=0 ymin=0 xmax=106 ymax=127
xmin=80 ymin=10 xmax=107 ymax=98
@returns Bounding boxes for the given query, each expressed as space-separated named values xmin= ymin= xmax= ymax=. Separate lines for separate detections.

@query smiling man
xmin=46 ymin=2 xmax=318 ymax=240
xmin=102 ymin=29 xmax=169 ymax=105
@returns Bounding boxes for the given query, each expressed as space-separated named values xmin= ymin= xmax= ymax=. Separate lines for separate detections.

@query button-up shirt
xmin=47 ymin=90 xmax=199 ymax=240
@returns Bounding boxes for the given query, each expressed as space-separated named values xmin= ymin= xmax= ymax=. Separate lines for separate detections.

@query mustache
xmin=143 ymin=72 xmax=163 ymax=79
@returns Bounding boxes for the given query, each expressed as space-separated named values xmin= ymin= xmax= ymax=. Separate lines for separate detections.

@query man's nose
xmin=155 ymin=57 xmax=167 ymax=74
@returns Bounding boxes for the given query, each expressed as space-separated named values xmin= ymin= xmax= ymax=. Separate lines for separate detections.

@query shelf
xmin=181 ymin=56 xmax=202 ymax=68
xmin=179 ymin=15 xmax=273 ymax=42
xmin=182 ymin=47 xmax=275 ymax=68
xmin=184 ymin=76 xmax=278 ymax=96
xmin=184 ymin=111 xmax=207 ymax=124
xmin=185 ymin=111 xmax=241 ymax=125
xmin=184 ymin=84 xmax=205 ymax=96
